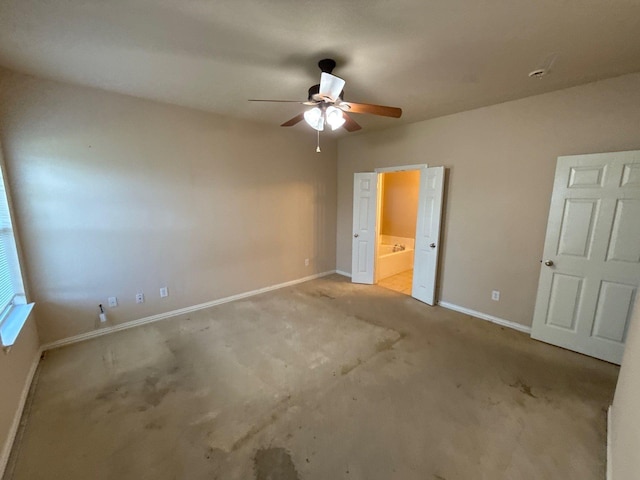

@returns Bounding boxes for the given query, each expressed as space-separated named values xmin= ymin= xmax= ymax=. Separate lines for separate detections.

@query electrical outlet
xmin=160 ymin=287 xmax=168 ymax=298
xmin=304 ymin=258 xmax=310 ymax=267
xmin=108 ymin=296 xmax=118 ymax=307
xmin=492 ymin=290 xmax=500 ymax=301
xmin=136 ymin=293 xmax=144 ymax=304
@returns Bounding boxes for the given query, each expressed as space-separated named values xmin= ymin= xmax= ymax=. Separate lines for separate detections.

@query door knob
xmin=354 ymin=234 xmax=359 ymax=238
xmin=430 ymin=243 xmax=436 ymax=248
xmin=544 ymin=260 xmax=554 ymax=266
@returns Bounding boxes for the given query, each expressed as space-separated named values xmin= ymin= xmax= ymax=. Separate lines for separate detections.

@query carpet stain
xmin=340 ymin=333 xmax=404 ymax=376
xmin=94 ymin=366 xmax=181 ymax=412
xmin=340 ymin=358 xmax=362 ymax=375
xmin=144 ymin=420 xmax=163 ymax=430
xmin=143 ymin=375 xmax=174 ymax=407
xmin=254 ymin=447 xmax=300 ymax=480
xmin=95 ymin=385 xmax=128 ymax=402
xmin=510 ymin=379 xmax=537 ymax=398
xmin=231 ymin=396 xmax=292 ymax=452
xmin=204 ymin=446 xmax=226 ymax=461
xmin=375 ymin=337 xmax=399 ymax=352
xmin=313 ymin=290 xmax=336 ymax=300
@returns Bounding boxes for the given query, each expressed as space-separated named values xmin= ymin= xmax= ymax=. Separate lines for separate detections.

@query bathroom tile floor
xmin=378 ymin=269 xmax=413 ymax=295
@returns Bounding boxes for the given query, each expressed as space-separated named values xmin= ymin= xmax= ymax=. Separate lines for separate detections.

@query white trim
xmin=374 ymin=164 xmax=428 ymax=173
xmin=1 ymin=303 xmax=35 ymax=348
xmin=437 ymin=301 xmax=532 ymax=334
xmin=0 ymin=346 xmax=42 ymax=478
xmin=607 ymin=405 xmax=613 ymax=480
xmin=335 ymin=270 xmax=351 ymax=278
xmin=42 ymin=271 xmax=336 ymax=351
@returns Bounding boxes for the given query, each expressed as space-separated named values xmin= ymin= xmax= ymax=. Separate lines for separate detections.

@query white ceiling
xmin=1 ymin=0 xmax=639 ymax=134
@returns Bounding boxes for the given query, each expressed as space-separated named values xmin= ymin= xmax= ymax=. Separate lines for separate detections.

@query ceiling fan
xmin=249 ymin=59 xmax=402 ymax=136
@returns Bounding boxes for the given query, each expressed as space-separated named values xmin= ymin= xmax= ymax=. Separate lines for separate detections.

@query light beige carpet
xmin=5 ymin=274 xmax=618 ymax=480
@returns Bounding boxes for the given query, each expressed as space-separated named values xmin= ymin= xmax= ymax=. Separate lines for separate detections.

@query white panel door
xmin=351 ymin=173 xmax=378 ymax=284
xmin=412 ymin=166 xmax=445 ymax=305
xmin=531 ymin=151 xmax=640 ymax=364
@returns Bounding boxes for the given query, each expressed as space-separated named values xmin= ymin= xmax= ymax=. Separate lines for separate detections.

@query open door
xmin=351 ymin=173 xmax=378 ymax=284
xmin=531 ymin=151 xmax=640 ymax=364
xmin=412 ymin=166 xmax=444 ymax=305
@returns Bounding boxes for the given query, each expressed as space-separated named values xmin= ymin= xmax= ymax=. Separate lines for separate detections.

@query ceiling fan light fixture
xmin=304 ymin=107 xmax=324 ymax=131
xmin=249 ymin=58 xmax=400 ymax=143
xmin=326 ymin=106 xmax=345 ymax=130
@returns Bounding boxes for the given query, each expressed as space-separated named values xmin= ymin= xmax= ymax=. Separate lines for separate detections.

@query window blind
xmin=0 ymin=166 xmax=23 ymax=316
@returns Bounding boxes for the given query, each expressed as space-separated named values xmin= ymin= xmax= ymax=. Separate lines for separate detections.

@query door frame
xmin=375 ymin=164 xmax=429 ymax=173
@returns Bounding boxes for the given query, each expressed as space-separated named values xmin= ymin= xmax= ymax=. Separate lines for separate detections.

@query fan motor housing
xmin=307 ymin=84 xmax=344 ymax=102
xmin=308 ymin=84 xmax=320 ymax=101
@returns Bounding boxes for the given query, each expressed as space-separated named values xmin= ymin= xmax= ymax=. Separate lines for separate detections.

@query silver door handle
xmin=544 ymin=260 xmax=554 ymax=266
xmin=430 ymin=243 xmax=436 ymax=248
xmin=354 ymin=234 xmax=359 ymax=238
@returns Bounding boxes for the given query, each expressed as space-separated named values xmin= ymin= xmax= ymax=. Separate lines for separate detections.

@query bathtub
xmin=377 ymin=244 xmax=415 ymax=280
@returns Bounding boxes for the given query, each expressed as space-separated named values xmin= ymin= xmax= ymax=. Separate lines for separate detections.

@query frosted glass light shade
xmin=326 ymin=106 xmax=345 ymax=130
xmin=304 ymin=107 xmax=324 ymax=131
xmin=319 ymin=73 xmax=346 ymax=102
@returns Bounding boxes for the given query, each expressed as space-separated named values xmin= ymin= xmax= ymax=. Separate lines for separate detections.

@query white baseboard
xmin=335 ymin=270 xmax=351 ymax=278
xmin=0 ymin=346 xmax=43 ymax=478
xmin=607 ymin=405 xmax=613 ymax=480
xmin=42 ymin=271 xmax=336 ymax=351
xmin=437 ymin=301 xmax=532 ymax=334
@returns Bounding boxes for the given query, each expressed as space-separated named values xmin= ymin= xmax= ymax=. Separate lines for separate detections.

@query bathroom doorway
xmin=376 ymin=170 xmax=421 ymax=295
xmin=352 ymin=165 xmax=444 ymax=304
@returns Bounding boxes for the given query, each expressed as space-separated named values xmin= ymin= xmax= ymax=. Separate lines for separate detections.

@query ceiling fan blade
xmin=342 ymin=113 xmax=362 ymax=132
xmin=319 ymin=72 xmax=346 ymax=102
xmin=281 ymin=113 xmax=305 ymax=127
xmin=339 ymin=102 xmax=402 ymax=118
xmin=249 ymin=99 xmax=305 ymax=103
xmin=249 ymin=99 xmax=318 ymax=106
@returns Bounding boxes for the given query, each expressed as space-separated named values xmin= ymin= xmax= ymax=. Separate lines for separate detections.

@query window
xmin=0 ymin=159 xmax=33 ymax=349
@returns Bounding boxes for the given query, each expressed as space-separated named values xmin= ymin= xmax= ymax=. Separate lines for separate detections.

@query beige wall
xmin=0 ymin=68 xmax=337 ymax=344
xmin=0 ymin=315 xmax=39 ymax=473
xmin=337 ymin=73 xmax=640 ymax=327
xmin=611 ymin=295 xmax=640 ymax=480
xmin=380 ymin=171 xmax=420 ymax=239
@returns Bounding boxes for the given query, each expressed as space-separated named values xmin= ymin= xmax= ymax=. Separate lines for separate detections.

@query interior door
xmin=412 ymin=166 xmax=445 ymax=305
xmin=531 ymin=151 xmax=640 ymax=364
xmin=351 ymin=172 xmax=378 ymax=284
